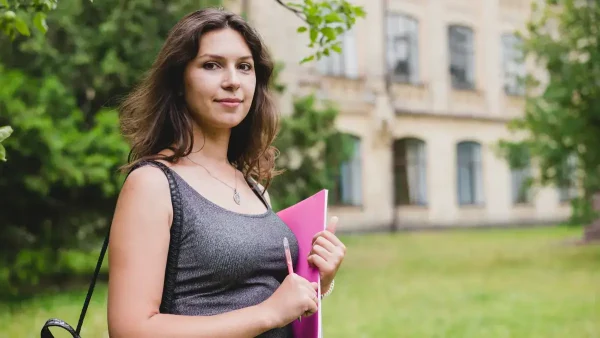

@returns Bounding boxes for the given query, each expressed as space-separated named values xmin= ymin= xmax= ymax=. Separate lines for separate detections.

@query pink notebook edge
xmin=276 ymin=189 xmax=328 ymax=338
xmin=319 ymin=189 xmax=327 ymax=338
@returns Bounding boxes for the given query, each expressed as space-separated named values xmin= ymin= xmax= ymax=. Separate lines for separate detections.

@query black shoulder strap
xmin=41 ymin=160 xmax=184 ymax=338
xmin=154 ymin=160 xmax=184 ymax=313
xmin=246 ymin=177 xmax=270 ymax=210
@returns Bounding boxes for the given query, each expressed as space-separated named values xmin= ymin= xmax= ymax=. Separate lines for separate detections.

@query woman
xmin=107 ymin=7 xmax=347 ymax=338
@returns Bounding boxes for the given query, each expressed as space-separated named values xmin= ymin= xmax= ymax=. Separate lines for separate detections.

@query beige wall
xmin=226 ymin=0 xmax=571 ymax=231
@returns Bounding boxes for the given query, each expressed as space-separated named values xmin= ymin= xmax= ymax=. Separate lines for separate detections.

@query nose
xmin=222 ymin=66 xmax=241 ymax=91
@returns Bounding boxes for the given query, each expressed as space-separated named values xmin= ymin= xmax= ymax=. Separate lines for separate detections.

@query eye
xmin=202 ymin=62 xmax=220 ymax=70
xmin=239 ymin=63 xmax=253 ymax=71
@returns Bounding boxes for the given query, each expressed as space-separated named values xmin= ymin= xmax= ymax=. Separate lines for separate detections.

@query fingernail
xmin=330 ymin=216 xmax=339 ymax=224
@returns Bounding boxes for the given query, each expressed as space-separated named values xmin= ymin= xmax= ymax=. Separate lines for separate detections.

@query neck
xmin=187 ymin=123 xmax=231 ymax=165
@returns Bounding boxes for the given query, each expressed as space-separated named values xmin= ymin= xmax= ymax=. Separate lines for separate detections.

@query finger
xmin=310 ymin=282 xmax=319 ymax=291
xmin=307 ymin=255 xmax=315 ymax=267
xmin=294 ymin=274 xmax=317 ymax=292
xmin=326 ymin=216 xmax=338 ymax=234
xmin=292 ymin=273 xmax=313 ymax=291
xmin=309 ymin=292 xmax=319 ymax=310
xmin=311 ymin=231 xmax=324 ymax=244
xmin=303 ymin=306 xmax=318 ymax=317
xmin=303 ymin=291 xmax=319 ymax=313
xmin=314 ymin=236 xmax=337 ymax=254
xmin=301 ymin=287 xmax=319 ymax=306
xmin=300 ymin=280 xmax=316 ymax=294
xmin=308 ymin=253 xmax=334 ymax=273
xmin=311 ymin=216 xmax=338 ymax=242
xmin=311 ymin=217 xmax=340 ymax=243
xmin=312 ymin=244 xmax=333 ymax=261
xmin=318 ymin=229 xmax=345 ymax=249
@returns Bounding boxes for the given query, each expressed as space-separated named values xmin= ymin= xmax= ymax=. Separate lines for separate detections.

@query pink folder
xmin=277 ymin=189 xmax=328 ymax=338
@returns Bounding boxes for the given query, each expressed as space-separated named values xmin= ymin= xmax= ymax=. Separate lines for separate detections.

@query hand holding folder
xmin=277 ymin=189 xmax=329 ymax=338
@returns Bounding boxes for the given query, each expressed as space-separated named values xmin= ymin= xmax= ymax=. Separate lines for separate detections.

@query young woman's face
xmin=183 ymin=28 xmax=256 ymax=131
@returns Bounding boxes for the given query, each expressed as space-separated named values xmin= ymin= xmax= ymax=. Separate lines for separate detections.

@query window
xmin=333 ymin=135 xmax=362 ymax=205
xmin=386 ymin=14 xmax=419 ymax=84
xmin=448 ymin=25 xmax=475 ymax=90
xmin=317 ymin=29 xmax=358 ymax=78
xmin=394 ymin=138 xmax=427 ymax=205
xmin=511 ymin=154 xmax=532 ymax=204
xmin=456 ymin=141 xmax=484 ymax=205
xmin=559 ymin=154 xmax=578 ymax=202
xmin=502 ymin=33 xmax=526 ymax=96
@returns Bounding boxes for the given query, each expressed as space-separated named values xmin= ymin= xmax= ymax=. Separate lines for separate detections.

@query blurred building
xmin=226 ymin=0 xmax=573 ymax=231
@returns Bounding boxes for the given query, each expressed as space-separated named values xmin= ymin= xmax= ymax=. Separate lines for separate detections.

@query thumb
xmin=326 ymin=216 xmax=338 ymax=234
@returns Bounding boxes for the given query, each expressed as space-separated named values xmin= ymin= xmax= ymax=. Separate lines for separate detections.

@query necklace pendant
xmin=233 ymin=189 xmax=241 ymax=205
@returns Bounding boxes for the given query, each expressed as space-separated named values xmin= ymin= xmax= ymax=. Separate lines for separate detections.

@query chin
xmin=212 ymin=113 xmax=248 ymax=129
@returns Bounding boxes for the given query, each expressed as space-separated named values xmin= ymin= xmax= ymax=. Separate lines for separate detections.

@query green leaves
xmin=3 ymin=0 xmax=366 ymax=65
xmin=33 ymin=12 xmax=47 ymax=34
xmin=0 ymin=0 xmax=230 ymax=295
xmin=0 ymin=125 xmax=12 ymax=143
xmin=270 ymin=94 xmax=354 ymax=211
xmin=0 ymin=0 xmax=89 ymax=39
xmin=0 ymin=125 xmax=12 ymax=162
xmin=13 ymin=15 xmax=29 ymax=35
xmin=279 ymin=0 xmax=366 ymax=64
xmin=497 ymin=0 xmax=600 ymax=224
xmin=0 ymin=0 xmax=364 ymax=295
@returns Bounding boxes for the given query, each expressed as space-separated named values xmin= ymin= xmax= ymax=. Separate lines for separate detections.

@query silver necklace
xmin=186 ymin=156 xmax=241 ymax=205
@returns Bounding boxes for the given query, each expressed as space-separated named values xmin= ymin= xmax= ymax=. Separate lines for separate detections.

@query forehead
xmin=198 ymin=28 xmax=252 ymax=58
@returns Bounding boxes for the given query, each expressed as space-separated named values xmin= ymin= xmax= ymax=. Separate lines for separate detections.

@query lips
xmin=216 ymin=98 xmax=242 ymax=103
xmin=215 ymin=98 xmax=242 ymax=108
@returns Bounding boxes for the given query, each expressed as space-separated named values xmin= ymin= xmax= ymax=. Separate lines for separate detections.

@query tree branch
xmin=274 ymin=0 xmax=307 ymax=23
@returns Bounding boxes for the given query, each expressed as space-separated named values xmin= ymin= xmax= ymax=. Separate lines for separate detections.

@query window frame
xmin=393 ymin=137 xmax=428 ymax=206
xmin=456 ymin=141 xmax=484 ymax=205
xmin=386 ymin=13 xmax=420 ymax=84
xmin=448 ymin=24 xmax=475 ymax=90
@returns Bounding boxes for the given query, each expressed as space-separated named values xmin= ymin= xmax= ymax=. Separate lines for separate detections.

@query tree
xmin=497 ymin=0 xmax=600 ymax=242
xmin=268 ymin=64 xmax=355 ymax=211
xmin=262 ymin=62 xmax=355 ymax=212
xmin=270 ymin=95 xmax=355 ymax=211
xmin=0 ymin=0 xmax=366 ymax=294
xmin=263 ymin=62 xmax=356 ymax=212
xmin=0 ymin=0 xmax=58 ymax=39
xmin=1 ymin=0 xmax=365 ymax=62
xmin=0 ymin=0 xmax=364 ymax=162
xmin=273 ymin=0 xmax=365 ymax=63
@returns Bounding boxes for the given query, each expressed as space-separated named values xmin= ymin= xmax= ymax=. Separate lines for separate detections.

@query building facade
xmin=226 ymin=0 xmax=573 ymax=231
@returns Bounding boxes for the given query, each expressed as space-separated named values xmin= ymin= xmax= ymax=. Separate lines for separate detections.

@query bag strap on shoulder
xmin=41 ymin=159 xmax=184 ymax=337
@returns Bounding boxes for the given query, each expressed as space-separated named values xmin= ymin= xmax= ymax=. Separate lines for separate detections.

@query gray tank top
xmin=133 ymin=161 xmax=300 ymax=338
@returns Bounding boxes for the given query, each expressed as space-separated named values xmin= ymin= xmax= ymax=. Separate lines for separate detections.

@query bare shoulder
xmin=112 ymin=163 xmax=174 ymax=233
xmin=121 ymin=164 xmax=172 ymax=203
xmin=107 ymin=163 xmax=174 ymax=329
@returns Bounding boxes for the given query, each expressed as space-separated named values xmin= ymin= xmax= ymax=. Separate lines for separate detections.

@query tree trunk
xmin=583 ymin=193 xmax=600 ymax=242
xmin=584 ymin=223 xmax=600 ymax=242
xmin=583 ymin=221 xmax=600 ymax=242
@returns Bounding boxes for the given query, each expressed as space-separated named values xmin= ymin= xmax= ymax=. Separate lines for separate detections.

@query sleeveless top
xmin=133 ymin=161 xmax=300 ymax=338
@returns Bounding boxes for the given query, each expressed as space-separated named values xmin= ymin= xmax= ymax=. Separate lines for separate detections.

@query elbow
xmin=108 ymin=324 xmax=141 ymax=338
xmin=109 ymin=325 xmax=148 ymax=338
xmin=108 ymin=315 xmax=155 ymax=338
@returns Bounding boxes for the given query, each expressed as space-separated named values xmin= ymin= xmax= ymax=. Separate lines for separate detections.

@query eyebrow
xmin=197 ymin=54 xmax=253 ymax=61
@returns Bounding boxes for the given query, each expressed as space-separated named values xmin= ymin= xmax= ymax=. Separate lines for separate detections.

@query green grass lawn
xmin=1 ymin=226 xmax=599 ymax=338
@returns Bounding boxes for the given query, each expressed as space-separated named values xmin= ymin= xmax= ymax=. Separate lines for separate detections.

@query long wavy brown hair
xmin=119 ymin=8 xmax=280 ymax=189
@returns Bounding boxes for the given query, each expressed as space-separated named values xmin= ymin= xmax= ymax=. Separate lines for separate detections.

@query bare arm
xmin=107 ymin=166 xmax=277 ymax=338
